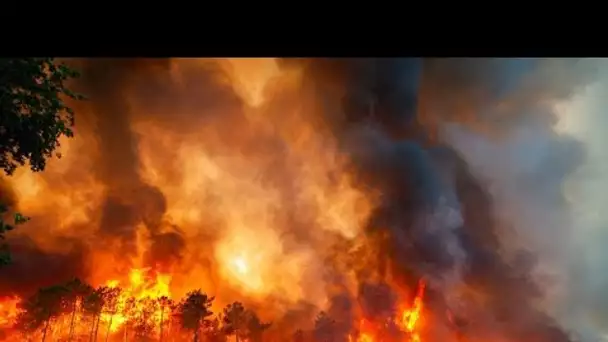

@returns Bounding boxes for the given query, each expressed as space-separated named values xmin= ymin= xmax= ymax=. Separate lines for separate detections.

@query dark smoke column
xmin=283 ymin=58 xmax=577 ymax=342
xmin=78 ymin=59 xmax=184 ymax=267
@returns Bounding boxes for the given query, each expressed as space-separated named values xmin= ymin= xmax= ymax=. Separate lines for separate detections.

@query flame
xmin=0 ymin=268 xmax=174 ymax=340
xmin=352 ymin=280 xmax=427 ymax=342
xmin=359 ymin=333 xmax=374 ymax=342
xmin=0 ymin=58 xmax=428 ymax=341
xmin=223 ymin=58 xmax=281 ymax=107
xmin=0 ymin=297 xmax=19 ymax=327
xmin=101 ymin=268 xmax=172 ymax=333
xmin=401 ymin=280 xmax=426 ymax=341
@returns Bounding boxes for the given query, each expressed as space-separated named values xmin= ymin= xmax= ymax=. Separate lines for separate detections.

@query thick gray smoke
xmin=290 ymin=58 xmax=602 ymax=341
xmin=558 ymin=64 xmax=608 ymax=341
xmin=434 ymin=59 xmax=604 ymax=341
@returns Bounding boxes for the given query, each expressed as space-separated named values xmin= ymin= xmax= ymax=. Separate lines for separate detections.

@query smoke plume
xmin=0 ymin=58 xmax=605 ymax=341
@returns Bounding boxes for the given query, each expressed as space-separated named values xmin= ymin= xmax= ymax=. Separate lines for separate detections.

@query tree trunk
xmin=123 ymin=324 xmax=128 ymax=342
xmin=68 ymin=300 xmax=77 ymax=341
xmin=89 ymin=315 xmax=96 ymax=342
xmin=235 ymin=329 xmax=240 ymax=342
xmin=41 ymin=316 xmax=50 ymax=342
xmin=166 ymin=319 xmax=172 ymax=342
xmin=93 ymin=312 xmax=101 ymax=342
xmin=159 ymin=307 xmax=165 ymax=342
xmin=105 ymin=314 xmax=114 ymax=342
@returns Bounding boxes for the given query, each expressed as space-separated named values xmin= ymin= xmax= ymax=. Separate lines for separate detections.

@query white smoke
xmin=438 ymin=58 xmax=608 ymax=342
xmin=555 ymin=62 xmax=608 ymax=341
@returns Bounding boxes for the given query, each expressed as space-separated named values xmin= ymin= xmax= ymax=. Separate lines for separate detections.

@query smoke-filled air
xmin=0 ymin=58 xmax=606 ymax=342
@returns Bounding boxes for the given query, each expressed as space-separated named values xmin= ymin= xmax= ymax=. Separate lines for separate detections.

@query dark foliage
xmin=0 ymin=58 xmax=83 ymax=264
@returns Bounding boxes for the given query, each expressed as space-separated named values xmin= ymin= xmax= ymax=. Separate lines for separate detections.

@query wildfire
xmin=232 ymin=256 xmax=250 ymax=275
xmin=0 ymin=297 xmax=19 ymax=326
xmin=353 ymin=280 xmax=427 ymax=342
xmin=0 ymin=267 xmax=428 ymax=342
xmin=358 ymin=333 xmax=374 ymax=342
xmin=401 ymin=280 xmax=426 ymax=341
xmin=101 ymin=268 xmax=173 ymax=333
xmin=0 ymin=58 xmax=518 ymax=342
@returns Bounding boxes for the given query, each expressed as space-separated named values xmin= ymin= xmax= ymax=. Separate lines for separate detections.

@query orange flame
xmin=401 ymin=280 xmax=426 ymax=341
xmin=353 ymin=280 xmax=426 ymax=342
xmin=0 ymin=297 xmax=20 ymax=327
xmin=0 ymin=59 xmax=433 ymax=341
xmin=101 ymin=268 xmax=172 ymax=332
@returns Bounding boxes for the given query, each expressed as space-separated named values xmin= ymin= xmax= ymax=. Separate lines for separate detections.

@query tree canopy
xmin=9 ymin=278 xmax=275 ymax=342
xmin=0 ymin=58 xmax=83 ymax=264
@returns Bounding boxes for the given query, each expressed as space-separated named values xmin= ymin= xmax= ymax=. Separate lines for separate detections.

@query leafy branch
xmin=0 ymin=58 xmax=84 ymax=264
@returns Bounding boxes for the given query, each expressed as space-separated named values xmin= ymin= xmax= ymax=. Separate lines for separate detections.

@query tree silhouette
xmin=246 ymin=311 xmax=271 ymax=342
xmin=63 ymin=278 xmax=94 ymax=342
xmin=314 ymin=311 xmax=337 ymax=342
xmin=82 ymin=286 xmax=110 ymax=342
xmin=0 ymin=58 xmax=84 ymax=264
xmin=202 ymin=317 xmax=226 ymax=342
xmin=122 ymin=296 xmax=137 ymax=341
xmin=102 ymin=287 xmax=121 ymax=342
xmin=177 ymin=290 xmax=214 ymax=342
xmin=7 ymin=276 xmax=378 ymax=342
xmin=222 ymin=302 xmax=249 ymax=342
xmin=133 ymin=297 xmax=158 ymax=341
xmin=16 ymin=285 xmax=69 ymax=342
xmin=158 ymin=295 xmax=173 ymax=342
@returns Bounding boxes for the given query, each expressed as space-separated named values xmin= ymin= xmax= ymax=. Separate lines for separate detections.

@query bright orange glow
xmin=232 ymin=255 xmax=249 ymax=275
xmin=224 ymin=58 xmax=280 ymax=106
xmin=358 ymin=333 xmax=374 ymax=342
xmin=352 ymin=280 xmax=427 ymax=342
xmin=0 ymin=58 xmax=432 ymax=341
xmin=402 ymin=280 xmax=426 ymax=340
xmin=100 ymin=268 xmax=172 ymax=333
xmin=0 ymin=297 xmax=19 ymax=327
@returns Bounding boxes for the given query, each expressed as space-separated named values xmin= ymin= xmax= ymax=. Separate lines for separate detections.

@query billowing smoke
xmin=0 ymin=58 xmax=604 ymax=341
xmin=422 ymin=59 xmax=602 ymax=341
xmin=75 ymin=60 xmax=186 ymax=275
xmin=283 ymin=58 xmax=602 ymax=341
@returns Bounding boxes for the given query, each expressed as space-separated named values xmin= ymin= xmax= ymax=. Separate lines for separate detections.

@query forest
xmin=3 ymin=273 xmax=424 ymax=342
xmin=1 ymin=57 xmax=590 ymax=342
xmin=0 ymin=58 xmax=426 ymax=342
xmin=9 ymin=276 xmax=271 ymax=342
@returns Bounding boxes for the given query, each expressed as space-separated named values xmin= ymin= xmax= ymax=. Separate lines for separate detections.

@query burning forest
xmin=0 ymin=58 xmax=607 ymax=342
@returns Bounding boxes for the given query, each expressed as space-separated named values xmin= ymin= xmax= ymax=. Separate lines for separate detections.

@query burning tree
xmin=15 ymin=285 xmax=69 ymax=342
xmin=222 ymin=302 xmax=271 ymax=342
xmin=102 ymin=287 xmax=121 ymax=342
xmin=202 ymin=317 xmax=226 ymax=342
xmin=132 ymin=297 xmax=158 ymax=341
xmin=82 ymin=286 xmax=111 ymax=342
xmin=245 ymin=311 xmax=271 ymax=342
xmin=176 ymin=290 xmax=214 ymax=342
xmin=63 ymin=278 xmax=94 ymax=342
xmin=122 ymin=296 xmax=138 ymax=341
xmin=157 ymin=296 xmax=173 ymax=342
xmin=2 ymin=268 xmax=429 ymax=342
xmin=222 ymin=302 xmax=248 ymax=342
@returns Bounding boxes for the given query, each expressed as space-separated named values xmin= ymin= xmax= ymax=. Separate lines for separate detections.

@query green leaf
xmin=0 ymin=58 xmax=85 ymax=265
xmin=14 ymin=213 xmax=29 ymax=225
